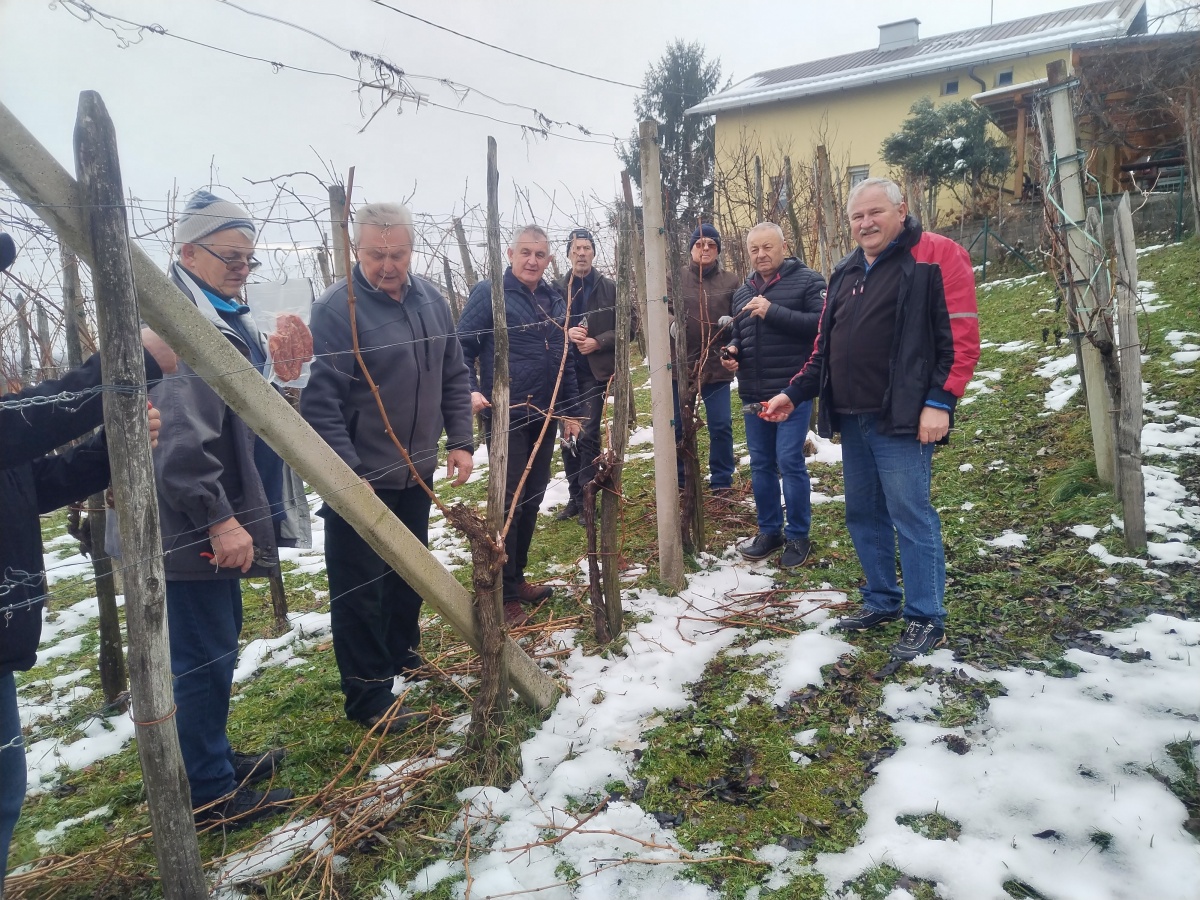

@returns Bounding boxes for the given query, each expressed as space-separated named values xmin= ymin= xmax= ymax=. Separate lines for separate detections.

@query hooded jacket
xmin=783 ymin=216 xmax=980 ymax=439
xmin=302 ymin=266 xmax=474 ymax=490
xmin=672 ymin=260 xmax=741 ymax=386
xmin=457 ymin=268 xmax=579 ymax=423
xmin=1 ymin=352 xmax=163 ymax=674
xmin=728 ymin=257 xmax=827 ymax=403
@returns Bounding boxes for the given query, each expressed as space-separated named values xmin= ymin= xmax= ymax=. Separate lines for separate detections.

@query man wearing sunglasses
xmin=559 ymin=227 xmax=617 ymax=526
xmin=152 ymin=190 xmax=296 ymax=829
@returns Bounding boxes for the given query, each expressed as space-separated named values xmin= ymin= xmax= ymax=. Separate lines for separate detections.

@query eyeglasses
xmin=198 ymin=243 xmax=261 ymax=272
xmin=693 ymin=239 xmax=718 ymax=250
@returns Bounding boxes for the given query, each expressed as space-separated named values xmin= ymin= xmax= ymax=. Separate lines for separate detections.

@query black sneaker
xmin=195 ymin=785 xmax=294 ymax=830
xmin=834 ymin=605 xmax=903 ymax=631
xmin=232 ymin=748 xmax=285 ymax=786
xmin=357 ymin=705 xmax=429 ymax=735
xmin=891 ymin=620 xmax=946 ymax=660
xmin=738 ymin=531 xmax=784 ymax=561
xmin=779 ymin=537 xmax=812 ymax=569
xmin=556 ymin=499 xmax=581 ymax=521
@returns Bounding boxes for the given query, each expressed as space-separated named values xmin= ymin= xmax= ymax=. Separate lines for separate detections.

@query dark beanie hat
xmin=0 ymin=233 xmax=15 ymax=273
xmin=689 ymin=223 xmax=721 ymax=253
xmin=566 ymin=227 xmax=595 ymax=252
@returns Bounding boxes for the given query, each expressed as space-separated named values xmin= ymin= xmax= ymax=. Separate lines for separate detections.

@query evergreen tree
xmin=882 ymin=97 xmax=1011 ymax=221
xmin=621 ymin=41 xmax=726 ymax=246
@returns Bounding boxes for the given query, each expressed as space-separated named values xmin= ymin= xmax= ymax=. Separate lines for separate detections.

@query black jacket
xmin=1 ymin=353 xmax=162 ymax=674
xmin=784 ymin=217 xmax=980 ymax=439
xmin=457 ymin=268 xmax=579 ymax=422
xmin=303 ymin=266 xmax=473 ymax=491
xmin=728 ymin=257 xmax=826 ymax=403
xmin=557 ymin=270 xmax=618 ymax=382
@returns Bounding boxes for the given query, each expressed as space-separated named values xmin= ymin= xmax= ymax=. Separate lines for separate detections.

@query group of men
xmin=664 ymin=177 xmax=978 ymax=662
xmin=0 ymin=174 xmax=977 ymax=869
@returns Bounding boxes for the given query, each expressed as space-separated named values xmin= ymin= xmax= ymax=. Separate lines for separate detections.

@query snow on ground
xmin=1033 ymin=353 xmax=1080 ymax=412
xmin=817 ymin=616 xmax=1200 ymax=900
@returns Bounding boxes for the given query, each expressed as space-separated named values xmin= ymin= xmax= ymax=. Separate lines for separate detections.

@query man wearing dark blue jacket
xmin=303 ymin=202 xmax=474 ymax=733
xmin=457 ymin=225 xmax=580 ymax=620
xmin=1 ymin=227 xmax=173 ymax=878
xmin=722 ymin=223 xmax=826 ymax=569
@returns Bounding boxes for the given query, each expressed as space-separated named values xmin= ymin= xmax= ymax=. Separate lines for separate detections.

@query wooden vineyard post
xmin=1113 ymin=193 xmax=1146 ymax=550
xmin=74 ymin=89 xmax=207 ymax=900
xmin=469 ymin=135 xmax=512 ymax=748
xmin=637 ymin=119 xmax=685 ymax=591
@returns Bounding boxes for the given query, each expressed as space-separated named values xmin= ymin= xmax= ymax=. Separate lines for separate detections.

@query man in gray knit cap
xmin=153 ymin=190 xmax=295 ymax=829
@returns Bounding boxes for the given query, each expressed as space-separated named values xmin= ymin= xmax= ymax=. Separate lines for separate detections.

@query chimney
xmin=879 ymin=18 xmax=920 ymax=52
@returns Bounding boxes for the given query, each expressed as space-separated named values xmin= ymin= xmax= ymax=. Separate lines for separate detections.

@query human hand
xmin=207 ymin=516 xmax=255 ymax=572
xmin=576 ymin=337 xmax=599 ymax=355
xmin=745 ymin=296 xmax=771 ymax=319
xmin=446 ymin=448 xmax=474 ymax=486
xmin=141 ymin=327 xmax=178 ymax=374
xmin=720 ymin=346 xmax=739 ymax=373
xmin=761 ymin=394 xmax=795 ymax=423
xmin=567 ymin=325 xmax=589 ymax=343
xmin=147 ymin=402 xmax=160 ymax=448
xmin=563 ymin=418 xmax=582 ymax=440
xmin=918 ymin=406 xmax=950 ymax=444
xmin=471 ymin=391 xmax=492 ymax=415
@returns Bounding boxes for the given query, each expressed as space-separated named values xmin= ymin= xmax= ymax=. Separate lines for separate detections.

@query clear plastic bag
xmin=245 ymin=278 xmax=316 ymax=388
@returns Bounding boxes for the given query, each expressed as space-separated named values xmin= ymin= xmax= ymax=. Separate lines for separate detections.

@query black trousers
xmin=564 ymin=372 xmax=607 ymax=503
xmin=322 ymin=486 xmax=430 ymax=723
xmin=494 ymin=416 xmax=556 ymax=599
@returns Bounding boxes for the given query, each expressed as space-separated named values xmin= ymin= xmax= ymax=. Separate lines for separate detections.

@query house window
xmin=848 ymin=166 xmax=870 ymax=187
xmin=997 ymin=69 xmax=1014 ymax=87
xmin=943 ymin=79 xmax=959 ymax=95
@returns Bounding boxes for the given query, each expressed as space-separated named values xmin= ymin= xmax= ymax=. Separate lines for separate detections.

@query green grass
xmin=12 ymin=238 xmax=1200 ymax=897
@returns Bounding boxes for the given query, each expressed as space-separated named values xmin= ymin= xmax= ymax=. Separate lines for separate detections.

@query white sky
xmin=0 ymin=0 xmax=1167 ymax=271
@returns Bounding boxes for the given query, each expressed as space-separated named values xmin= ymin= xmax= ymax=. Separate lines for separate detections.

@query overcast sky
xmin=0 ymin=0 xmax=1167 ymax=277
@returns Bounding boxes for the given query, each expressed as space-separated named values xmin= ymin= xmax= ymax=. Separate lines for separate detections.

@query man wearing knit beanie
xmin=152 ymin=190 xmax=295 ymax=829
xmin=671 ymin=222 xmax=741 ymax=496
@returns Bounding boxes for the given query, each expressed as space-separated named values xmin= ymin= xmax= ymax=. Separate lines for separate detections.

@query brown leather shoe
xmin=504 ymin=601 xmax=529 ymax=627
xmin=514 ymin=580 xmax=552 ymax=605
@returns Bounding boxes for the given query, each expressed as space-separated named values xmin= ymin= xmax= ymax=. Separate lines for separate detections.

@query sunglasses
xmin=198 ymin=243 xmax=261 ymax=272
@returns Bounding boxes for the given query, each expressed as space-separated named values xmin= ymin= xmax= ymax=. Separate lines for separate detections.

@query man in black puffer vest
xmin=722 ymin=222 xmax=826 ymax=569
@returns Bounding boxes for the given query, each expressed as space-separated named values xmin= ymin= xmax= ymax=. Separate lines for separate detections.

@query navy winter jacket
xmin=728 ymin=257 xmax=826 ymax=403
xmin=457 ymin=268 xmax=579 ymax=422
xmin=1 ymin=352 xmax=163 ymax=674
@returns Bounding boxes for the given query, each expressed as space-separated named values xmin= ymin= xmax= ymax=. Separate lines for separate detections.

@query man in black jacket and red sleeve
xmin=722 ymin=222 xmax=826 ymax=569
xmin=763 ymin=178 xmax=980 ymax=660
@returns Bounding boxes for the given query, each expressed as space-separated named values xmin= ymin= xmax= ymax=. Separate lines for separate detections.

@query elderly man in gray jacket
xmin=155 ymin=191 xmax=299 ymax=829
xmin=302 ymin=202 xmax=474 ymax=734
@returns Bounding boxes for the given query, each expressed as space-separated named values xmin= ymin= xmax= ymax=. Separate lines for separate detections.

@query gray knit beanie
xmin=175 ymin=190 xmax=256 ymax=245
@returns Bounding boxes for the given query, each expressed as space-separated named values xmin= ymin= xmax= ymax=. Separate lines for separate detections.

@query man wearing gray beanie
xmin=152 ymin=190 xmax=296 ymax=829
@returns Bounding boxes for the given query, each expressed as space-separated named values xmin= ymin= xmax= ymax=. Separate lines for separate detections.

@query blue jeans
xmin=743 ymin=402 xmax=813 ymax=540
xmin=840 ymin=413 xmax=945 ymax=624
xmin=673 ymin=381 xmax=735 ymax=490
xmin=167 ymin=579 xmax=242 ymax=807
xmin=1 ymin=671 xmax=25 ymax=881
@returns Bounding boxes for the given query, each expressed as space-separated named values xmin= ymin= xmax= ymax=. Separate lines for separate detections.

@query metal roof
xmin=687 ymin=0 xmax=1146 ymax=115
